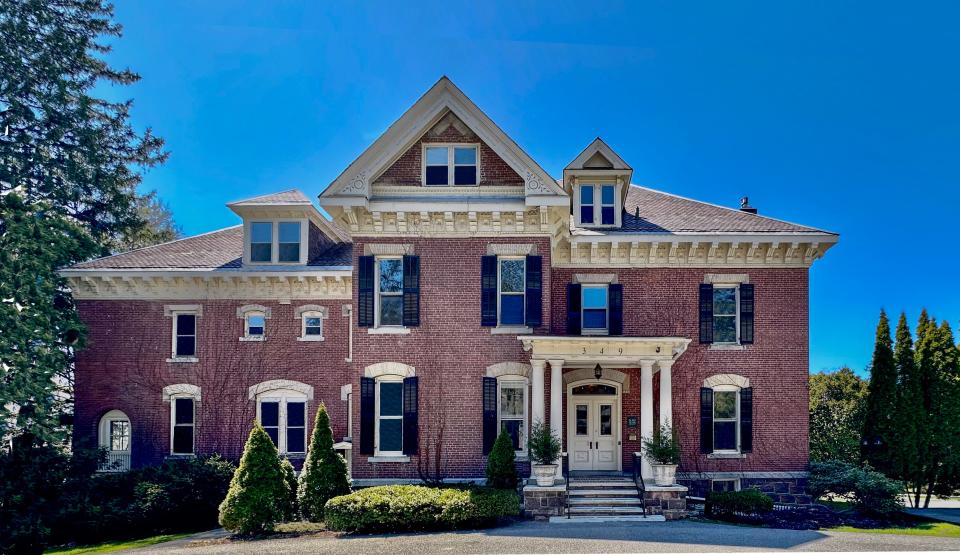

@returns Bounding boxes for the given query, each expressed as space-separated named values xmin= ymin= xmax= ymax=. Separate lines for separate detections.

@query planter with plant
xmin=526 ymin=420 xmax=561 ymax=487
xmin=642 ymin=422 xmax=681 ymax=486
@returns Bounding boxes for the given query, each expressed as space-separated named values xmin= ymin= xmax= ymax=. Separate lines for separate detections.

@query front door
xmin=568 ymin=384 xmax=620 ymax=471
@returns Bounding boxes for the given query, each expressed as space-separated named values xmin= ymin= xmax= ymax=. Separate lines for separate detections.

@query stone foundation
xmin=522 ymin=484 xmax=568 ymax=520
xmin=680 ymin=476 xmax=811 ymax=505
xmin=643 ymin=484 xmax=688 ymax=520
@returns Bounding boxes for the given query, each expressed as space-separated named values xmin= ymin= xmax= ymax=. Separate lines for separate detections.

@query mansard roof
xmin=68 ymin=226 xmax=352 ymax=271
xmin=572 ymin=184 xmax=836 ymax=236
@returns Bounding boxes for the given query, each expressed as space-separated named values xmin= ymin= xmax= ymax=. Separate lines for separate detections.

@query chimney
xmin=739 ymin=196 xmax=757 ymax=214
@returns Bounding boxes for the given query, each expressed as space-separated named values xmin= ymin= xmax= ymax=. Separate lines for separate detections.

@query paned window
xmin=713 ymin=388 xmax=740 ymax=452
xmin=173 ymin=313 xmax=196 ymax=358
xmin=424 ymin=145 xmax=478 ymax=186
xmin=377 ymin=258 xmax=404 ymax=326
xmin=498 ymin=258 xmax=525 ymax=326
xmin=171 ymin=397 xmax=195 ymax=455
xmin=250 ymin=222 xmax=273 ymax=262
xmin=259 ymin=398 xmax=307 ymax=454
xmin=498 ymin=380 xmax=526 ymax=453
xmin=376 ymin=378 xmax=404 ymax=455
xmin=713 ymin=286 xmax=739 ymax=344
xmin=277 ymin=221 xmax=301 ymax=262
xmin=582 ymin=285 xmax=609 ymax=333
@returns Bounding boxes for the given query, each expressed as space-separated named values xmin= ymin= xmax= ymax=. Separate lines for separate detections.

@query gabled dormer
xmin=228 ymin=189 xmax=349 ymax=267
xmin=563 ymin=138 xmax=633 ymax=229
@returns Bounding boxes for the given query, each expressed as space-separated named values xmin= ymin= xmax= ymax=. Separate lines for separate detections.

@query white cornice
xmin=64 ymin=272 xmax=351 ymax=301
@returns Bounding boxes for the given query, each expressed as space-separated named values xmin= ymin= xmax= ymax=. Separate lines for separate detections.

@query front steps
xmin=550 ymin=475 xmax=664 ymax=523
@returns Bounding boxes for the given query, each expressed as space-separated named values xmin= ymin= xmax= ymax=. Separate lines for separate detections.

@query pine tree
xmin=892 ymin=312 xmax=923 ymax=506
xmin=485 ymin=430 xmax=519 ymax=489
xmin=297 ymin=403 xmax=350 ymax=522
xmin=280 ymin=457 xmax=299 ymax=521
xmin=862 ymin=309 xmax=897 ymax=474
xmin=923 ymin=322 xmax=960 ymax=506
xmin=0 ymin=0 xmax=174 ymax=442
xmin=218 ymin=424 xmax=289 ymax=533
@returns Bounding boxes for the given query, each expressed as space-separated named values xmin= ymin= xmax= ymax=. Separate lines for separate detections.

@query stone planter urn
xmin=531 ymin=464 xmax=559 ymax=487
xmin=652 ymin=463 xmax=677 ymax=486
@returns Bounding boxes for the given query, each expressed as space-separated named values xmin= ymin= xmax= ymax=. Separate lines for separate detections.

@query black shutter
xmin=566 ymin=283 xmax=582 ymax=336
xmin=482 ymin=377 xmax=498 ymax=455
xmin=699 ymin=283 xmax=714 ymax=344
xmin=525 ymin=255 xmax=542 ymax=328
xmin=358 ymin=256 xmax=375 ymax=327
xmin=739 ymin=284 xmax=754 ymax=345
xmin=403 ymin=377 xmax=419 ymax=455
xmin=740 ymin=387 xmax=753 ymax=453
xmin=402 ymin=255 xmax=420 ymax=327
xmin=360 ymin=377 xmax=375 ymax=454
xmin=481 ymin=255 xmax=498 ymax=326
xmin=609 ymin=283 xmax=623 ymax=336
xmin=700 ymin=387 xmax=714 ymax=453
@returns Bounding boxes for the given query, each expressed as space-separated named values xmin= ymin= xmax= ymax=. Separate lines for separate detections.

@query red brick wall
xmin=550 ymin=267 xmax=810 ymax=473
xmin=73 ymin=299 xmax=352 ymax=467
xmin=373 ymin=123 xmax=523 ymax=186
xmin=349 ymin=237 xmax=551 ymax=479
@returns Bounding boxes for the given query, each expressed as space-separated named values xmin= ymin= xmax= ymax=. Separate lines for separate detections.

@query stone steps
xmin=562 ymin=477 xmax=647 ymax=521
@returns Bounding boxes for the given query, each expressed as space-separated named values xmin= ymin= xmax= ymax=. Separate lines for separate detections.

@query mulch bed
xmin=704 ymin=504 xmax=925 ymax=531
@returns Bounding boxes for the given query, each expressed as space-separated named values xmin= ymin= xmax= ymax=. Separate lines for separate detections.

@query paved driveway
xmin=132 ymin=519 xmax=960 ymax=554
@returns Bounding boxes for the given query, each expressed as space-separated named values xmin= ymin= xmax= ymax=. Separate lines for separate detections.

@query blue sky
xmin=102 ymin=1 xmax=959 ymax=374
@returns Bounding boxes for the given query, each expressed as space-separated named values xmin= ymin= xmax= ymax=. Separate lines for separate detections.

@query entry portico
xmin=519 ymin=336 xmax=691 ymax=480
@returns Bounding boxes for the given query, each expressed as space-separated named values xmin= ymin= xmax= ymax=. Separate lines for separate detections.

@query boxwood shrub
xmin=706 ymin=488 xmax=774 ymax=519
xmin=324 ymin=485 xmax=519 ymax=533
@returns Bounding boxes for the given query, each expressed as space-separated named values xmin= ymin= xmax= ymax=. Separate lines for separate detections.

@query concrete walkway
xmin=130 ymin=519 xmax=960 ymax=554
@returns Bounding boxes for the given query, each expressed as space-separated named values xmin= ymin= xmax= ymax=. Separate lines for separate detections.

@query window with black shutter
xmin=482 ymin=377 xmax=497 ymax=454
xmin=740 ymin=387 xmax=753 ymax=453
xmin=567 ymin=283 xmax=582 ymax=335
xmin=524 ymin=255 xmax=542 ymax=327
xmin=402 ymin=255 xmax=420 ymax=327
xmin=698 ymin=284 xmax=713 ymax=344
xmin=608 ymin=283 xmax=623 ymax=336
xmin=739 ymin=284 xmax=755 ymax=345
xmin=359 ymin=377 xmax=375 ymax=454
xmin=358 ymin=256 xmax=375 ymax=327
xmin=402 ymin=377 xmax=419 ymax=455
xmin=699 ymin=387 xmax=713 ymax=453
xmin=480 ymin=255 xmax=498 ymax=326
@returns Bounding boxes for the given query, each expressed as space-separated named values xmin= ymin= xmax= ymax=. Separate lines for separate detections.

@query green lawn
xmin=44 ymin=533 xmax=191 ymax=554
xmin=829 ymin=522 xmax=960 ymax=538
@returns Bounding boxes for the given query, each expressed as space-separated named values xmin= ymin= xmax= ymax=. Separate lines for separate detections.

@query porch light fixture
xmin=594 ymin=363 xmax=603 ymax=380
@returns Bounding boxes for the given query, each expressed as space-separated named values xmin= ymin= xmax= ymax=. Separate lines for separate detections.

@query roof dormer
xmin=227 ymin=189 xmax=349 ymax=267
xmin=563 ymin=138 xmax=633 ymax=229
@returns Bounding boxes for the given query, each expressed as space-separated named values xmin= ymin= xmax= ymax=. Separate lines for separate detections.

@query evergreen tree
xmin=862 ymin=310 xmax=897 ymax=474
xmin=892 ymin=312 xmax=924 ymax=506
xmin=924 ymin=322 xmax=960 ymax=506
xmin=485 ymin=430 xmax=519 ymax=489
xmin=297 ymin=403 xmax=350 ymax=522
xmin=280 ymin=457 xmax=299 ymax=521
xmin=219 ymin=424 xmax=289 ymax=533
xmin=0 ymin=0 xmax=174 ymax=443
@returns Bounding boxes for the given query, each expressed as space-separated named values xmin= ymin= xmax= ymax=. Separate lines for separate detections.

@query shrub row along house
xmin=63 ymin=77 xmax=837 ymax=517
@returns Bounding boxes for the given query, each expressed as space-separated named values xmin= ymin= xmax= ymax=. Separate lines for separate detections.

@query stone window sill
xmin=368 ymin=327 xmax=411 ymax=335
xmin=297 ymin=336 xmax=325 ymax=342
xmin=166 ymin=453 xmax=196 ymax=459
xmin=709 ymin=344 xmax=746 ymax=351
xmin=166 ymin=357 xmax=198 ymax=364
xmin=707 ymin=452 xmax=747 ymax=459
xmin=490 ymin=326 xmax=533 ymax=335
xmin=239 ymin=336 xmax=265 ymax=342
xmin=369 ymin=455 xmax=410 ymax=463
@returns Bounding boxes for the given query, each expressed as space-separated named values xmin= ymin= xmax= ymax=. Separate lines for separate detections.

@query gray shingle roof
xmin=582 ymin=185 xmax=835 ymax=235
xmin=227 ymin=189 xmax=311 ymax=206
xmin=69 ymin=226 xmax=352 ymax=270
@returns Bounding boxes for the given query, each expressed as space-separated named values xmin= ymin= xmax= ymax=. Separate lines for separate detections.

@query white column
xmin=659 ymin=360 xmax=673 ymax=429
xmin=639 ymin=360 xmax=655 ymax=480
xmin=548 ymin=359 xmax=564 ymax=479
xmin=530 ymin=359 xmax=546 ymax=479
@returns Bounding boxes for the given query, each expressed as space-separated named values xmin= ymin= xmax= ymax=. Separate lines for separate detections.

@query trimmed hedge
xmin=325 ymin=485 xmax=520 ymax=533
xmin=706 ymin=488 xmax=774 ymax=518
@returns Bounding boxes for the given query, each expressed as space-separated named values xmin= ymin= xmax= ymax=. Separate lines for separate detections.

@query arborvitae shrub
xmin=297 ymin=403 xmax=350 ymax=521
xmin=485 ymin=430 xmax=518 ymax=489
xmin=280 ymin=458 xmax=299 ymax=520
xmin=218 ymin=424 xmax=289 ymax=533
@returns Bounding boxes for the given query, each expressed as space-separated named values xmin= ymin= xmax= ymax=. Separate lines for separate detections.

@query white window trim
xmin=257 ymin=394 xmax=308 ymax=456
xmin=240 ymin=311 xmax=267 ymax=341
xmin=497 ymin=376 xmax=529 ymax=457
xmin=244 ymin=218 xmax=309 ymax=265
xmin=422 ymin=143 xmax=480 ymax=187
xmin=375 ymin=375 xmax=405 ymax=457
xmin=98 ymin=410 xmax=131 ymax=453
xmin=299 ymin=311 xmax=325 ymax=341
xmin=497 ymin=256 xmax=525 ymax=327
xmin=169 ymin=395 xmax=196 ymax=456
xmin=580 ymin=284 xmax=609 ymax=336
xmin=167 ymin=310 xmax=199 ymax=363
xmin=574 ymin=182 xmax=621 ymax=228
xmin=712 ymin=385 xmax=741 ymax=455
xmin=712 ymin=284 xmax=741 ymax=346
xmin=374 ymin=256 xmax=405 ymax=330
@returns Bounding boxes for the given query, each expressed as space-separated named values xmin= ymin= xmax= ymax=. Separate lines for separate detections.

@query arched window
xmin=98 ymin=410 xmax=131 ymax=472
xmin=248 ymin=380 xmax=313 ymax=455
xmin=237 ymin=305 xmax=271 ymax=341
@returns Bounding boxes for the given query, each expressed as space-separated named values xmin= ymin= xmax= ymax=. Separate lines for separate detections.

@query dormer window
xmin=576 ymin=183 xmax=618 ymax=227
xmin=245 ymin=220 xmax=305 ymax=264
xmin=424 ymin=145 xmax=478 ymax=186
